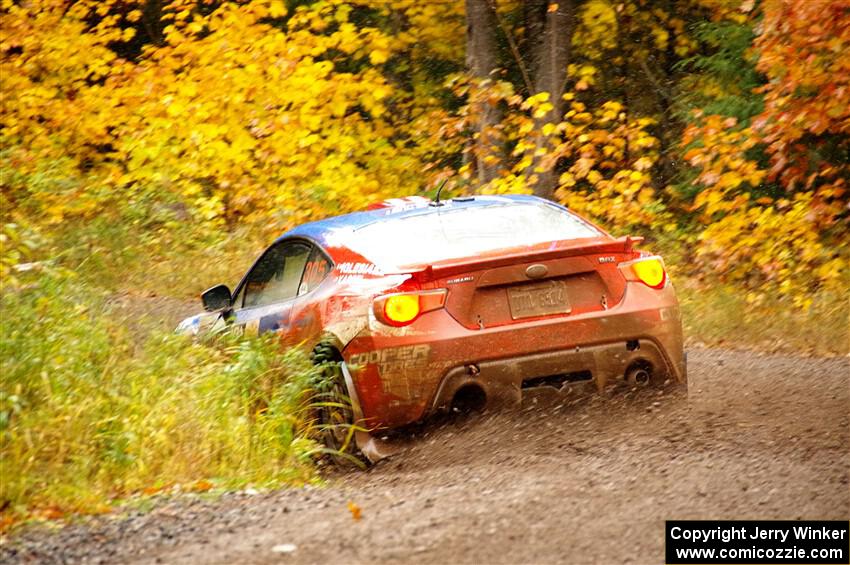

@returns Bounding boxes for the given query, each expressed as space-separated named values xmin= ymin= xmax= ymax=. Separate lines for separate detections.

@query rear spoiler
xmin=394 ymin=236 xmax=644 ymax=283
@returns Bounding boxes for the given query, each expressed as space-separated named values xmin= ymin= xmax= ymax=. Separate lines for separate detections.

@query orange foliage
xmin=677 ymin=2 xmax=849 ymax=298
xmin=753 ymin=0 xmax=849 ymax=221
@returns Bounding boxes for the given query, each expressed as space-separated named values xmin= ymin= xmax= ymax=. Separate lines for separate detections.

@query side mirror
xmin=201 ymin=284 xmax=231 ymax=312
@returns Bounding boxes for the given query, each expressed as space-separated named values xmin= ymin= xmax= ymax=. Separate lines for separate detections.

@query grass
xmin=51 ymin=216 xmax=267 ymax=301
xmin=678 ymin=282 xmax=848 ymax=357
xmin=0 ymin=265 xmax=323 ymax=528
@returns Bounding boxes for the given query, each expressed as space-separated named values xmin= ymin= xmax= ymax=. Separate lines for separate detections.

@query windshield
xmin=346 ymin=202 xmax=603 ymax=270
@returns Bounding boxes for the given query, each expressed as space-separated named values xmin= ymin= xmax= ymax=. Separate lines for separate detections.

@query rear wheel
xmin=310 ymin=343 xmax=365 ymax=466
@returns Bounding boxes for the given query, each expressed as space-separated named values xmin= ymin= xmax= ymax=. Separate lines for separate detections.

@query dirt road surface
xmin=4 ymin=348 xmax=848 ymax=564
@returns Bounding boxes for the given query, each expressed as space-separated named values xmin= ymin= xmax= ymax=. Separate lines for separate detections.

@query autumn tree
xmin=462 ymin=0 xmax=579 ymax=198
xmin=1 ymin=0 xmax=429 ymax=230
xmin=753 ymin=0 xmax=849 ymax=217
xmin=676 ymin=0 xmax=849 ymax=299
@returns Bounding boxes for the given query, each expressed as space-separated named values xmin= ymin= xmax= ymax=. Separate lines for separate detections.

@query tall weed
xmin=0 ymin=271 xmax=321 ymax=523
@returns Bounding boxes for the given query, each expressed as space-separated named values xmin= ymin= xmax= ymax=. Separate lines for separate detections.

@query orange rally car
xmin=178 ymin=194 xmax=686 ymax=461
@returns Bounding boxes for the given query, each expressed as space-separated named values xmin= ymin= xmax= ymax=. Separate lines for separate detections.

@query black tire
xmin=310 ymin=343 xmax=365 ymax=466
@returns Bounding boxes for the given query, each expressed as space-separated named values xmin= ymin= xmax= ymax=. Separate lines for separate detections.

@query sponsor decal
xmin=598 ymin=256 xmax=617 ymax=263
xmin=299 ymin=259 xmax=330 ymax=295
xmin=337 ymin=262 xmax=384 ymax=276
xmin=349 ymin=345 xmax=431 ymax=396
xmin=336 ymin=274 xmax=365 ymax=285
xmin=350 ymin=344 xmax=432 ymax=397
xmin=349 ymin=344 xmax=430 ymax=373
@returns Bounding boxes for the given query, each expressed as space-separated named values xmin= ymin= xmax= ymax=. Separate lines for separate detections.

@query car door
xmin=230 ymin=240 xmax=314 ymax=336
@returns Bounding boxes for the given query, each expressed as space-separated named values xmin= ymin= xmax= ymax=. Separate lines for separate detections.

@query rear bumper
xmin=343 ymin=281 xmax=685 ymax=429
xmin=431 ymin=337 xmax=678 ymax=411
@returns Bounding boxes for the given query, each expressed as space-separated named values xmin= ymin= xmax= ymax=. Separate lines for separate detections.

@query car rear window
xmin=347 ymin=202 xmax=603 ymax=270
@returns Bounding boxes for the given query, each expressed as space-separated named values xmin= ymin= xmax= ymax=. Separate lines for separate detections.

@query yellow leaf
xmin=347 ymin=500 xmax=362 ymax=520
xmin=369 ymin=49 xmax=388 ymax=65
xmin=330 ymin=99 xmax=348 ymax=117
xmin=192 ymin=480 xmax=213 ymax=492
xmin=269 ymin=1 xmax=287 ymax=18
xmin=559 ymin=172 xmax=576 ymax=187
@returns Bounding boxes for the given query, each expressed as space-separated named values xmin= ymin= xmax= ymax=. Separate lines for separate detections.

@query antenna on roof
xmin=431 ymin=179 xmax=448 ymax=207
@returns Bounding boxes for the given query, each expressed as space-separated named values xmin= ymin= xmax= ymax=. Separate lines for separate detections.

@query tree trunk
xmin=524 ymin=0 xmax=576 ymax=200
xmin=466 ymin=0 xmax=503 ymax=184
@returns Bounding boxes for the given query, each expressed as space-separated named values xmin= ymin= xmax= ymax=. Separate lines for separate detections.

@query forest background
xmin=1 ymin=0 xmax=847 ymax=525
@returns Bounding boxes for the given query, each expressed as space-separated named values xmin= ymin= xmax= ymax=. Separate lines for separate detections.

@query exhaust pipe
xmin=625 ymin=364 xmax=652 ymax=386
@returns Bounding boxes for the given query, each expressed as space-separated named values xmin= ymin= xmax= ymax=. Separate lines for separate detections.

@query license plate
xmin=507 ymin=280 xmax=571 ymax=319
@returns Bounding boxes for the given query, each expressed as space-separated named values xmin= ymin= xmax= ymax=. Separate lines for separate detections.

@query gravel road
xmin=3 ymin=348 xmax=848 ymax=564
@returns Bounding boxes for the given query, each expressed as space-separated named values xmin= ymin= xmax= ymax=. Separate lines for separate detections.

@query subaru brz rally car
xmin=178 ymin=195 xmax=686 ymax=461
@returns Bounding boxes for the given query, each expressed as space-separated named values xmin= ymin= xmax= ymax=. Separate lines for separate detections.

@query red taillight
xmin=373 ymin=289 xmax=447 ymax=327
xmin=619 ymin=256 xmax=667 ymax=289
